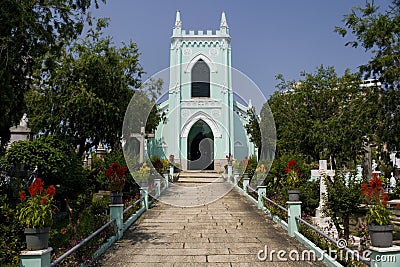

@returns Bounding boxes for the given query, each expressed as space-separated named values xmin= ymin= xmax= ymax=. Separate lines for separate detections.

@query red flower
xmin=287 ymin=160 xmax=296 ymax=169
xmin=105 ymin=167 xmax=113 ymax=178
xmin=61 ymin=229 xmax=67 ymax=235
xmin=28 ymin=178 xmax=44 ymax=197
xmin=112 ymin=163 xmax=119 ymax=169
xmin=362 ymin=176 xmax=389 ymax=207
xmin=41 ymin=197 xmax=47 ymax=205
xmin=19 ymin=190 xmax=26 ymax=201
xmin=46 ymin=185 xmax=56 ymax=197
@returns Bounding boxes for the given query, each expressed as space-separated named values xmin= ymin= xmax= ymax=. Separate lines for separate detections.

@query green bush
xmin=0 ymin=195 xmax=24 ymax=266
xmin=245 ymin=155 xmax=258 ymax=177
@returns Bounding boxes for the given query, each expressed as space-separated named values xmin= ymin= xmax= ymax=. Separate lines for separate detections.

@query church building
xmin=152 ymin=11 xmax=256 ymax=171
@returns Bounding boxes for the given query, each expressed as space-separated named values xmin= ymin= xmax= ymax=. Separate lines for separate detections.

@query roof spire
xmin=220 ymin=11 xmax=228 ymax=28
xmin=175 ymin=10 xmax=182 ymax=28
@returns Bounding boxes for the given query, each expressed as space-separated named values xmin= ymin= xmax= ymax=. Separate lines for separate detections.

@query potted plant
xmin=17 ymin=178 xmax=56 ymax=250
xmin=105 ymin=162 xmax=127 ymax=204
xmin=362 ymin=174 xmax=393 ymax=247
xmin=285 ymin=160 xmax=300 ymax=201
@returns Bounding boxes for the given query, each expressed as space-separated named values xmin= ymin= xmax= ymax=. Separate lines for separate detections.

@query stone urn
xmin=110 ymin=192 xmax=123 ymax=204
xmin=288 ymin=190 xmax=300 ymax=201
xmin=368 ymin=225 xmax=394 ymax=247
xmin=24 ymin=227 xmax=50 ymax=250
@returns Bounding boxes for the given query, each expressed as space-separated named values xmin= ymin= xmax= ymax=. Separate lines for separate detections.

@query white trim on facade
xmin=185 ymin=53 xmax=218 ymax=73
xmin=180 ymin=111 xmax=222 ymax=138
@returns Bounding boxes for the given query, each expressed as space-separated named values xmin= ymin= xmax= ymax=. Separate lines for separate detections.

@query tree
xmin=5 ymin=135 xmax=94 ymax=235
xmin=267 ymin=66 xmax=382 ymax=168
xmin=27 ymin=20 xmax=144 ymax=157
xmin=323 ymin=174 xmax=363 ymax=241
xmin=5 ymin=136 xmax=87 ymax=200
xmin=335 ymin=0 xmax=400 ymax=150
xmin=0 ymin=0 xmax=102 ymax=151
xmin=245 ymin=106 xmax=261 ymax=157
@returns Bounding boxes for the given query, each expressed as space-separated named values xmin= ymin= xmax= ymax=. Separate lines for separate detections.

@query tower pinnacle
xmin=175 ymin=10 xmax=182 ymax=28
xmin=220 ymin=11 xmax=228 ymax=28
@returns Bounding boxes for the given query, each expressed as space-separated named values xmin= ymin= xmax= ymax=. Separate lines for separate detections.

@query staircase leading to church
xmin=176 ymin=170 xmax=224 ymax=183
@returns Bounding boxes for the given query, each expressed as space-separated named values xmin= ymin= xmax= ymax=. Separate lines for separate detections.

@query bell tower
xmin=151 ymin=11 xmax=258 ymax=171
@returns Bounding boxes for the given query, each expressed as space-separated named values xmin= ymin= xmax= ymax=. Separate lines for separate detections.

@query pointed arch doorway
xmin=187 ymin=119 xmax=214 ymax=170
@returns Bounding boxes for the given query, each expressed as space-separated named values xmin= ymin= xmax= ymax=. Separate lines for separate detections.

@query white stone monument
xmin=312 ymin=160 xmax=335 ymax=219
xmin=7 ymin=114 xmax=31 ymax=149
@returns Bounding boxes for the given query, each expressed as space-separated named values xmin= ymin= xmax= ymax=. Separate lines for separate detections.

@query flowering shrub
xmin=362 ymin=174 xmax=392 ymax=226
xmin=105 ymin=163 xmax=127 ymax=192
xmin=150 ymin=156 xmax=163 ymax=175
xmin=284 ymin=160 xmax=300 ymax=189
xmin=17 ymin=178 xmax=56 ymax=228
xmin=136 ymin=162 xmax=150 ymax=183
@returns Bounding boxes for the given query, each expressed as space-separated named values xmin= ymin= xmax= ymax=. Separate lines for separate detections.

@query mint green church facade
xmin=152 ymin=11 xmax=256 ymax=171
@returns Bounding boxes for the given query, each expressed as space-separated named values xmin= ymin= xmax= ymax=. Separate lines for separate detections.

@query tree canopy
xmin=335 ymin=0 xmax=400 ymax=150
xmin=266 ymin=66 xmax=382 ymax=168
xmin=0 ymin=0 xmax=103 ymax=151
xmin=27 ymin=20 xmax=144 ymax=156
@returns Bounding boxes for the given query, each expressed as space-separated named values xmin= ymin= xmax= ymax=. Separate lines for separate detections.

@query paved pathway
xmin=98 ymin=185 xmax=326 ymax=266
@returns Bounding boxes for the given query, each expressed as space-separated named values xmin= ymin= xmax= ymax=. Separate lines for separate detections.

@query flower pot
xmin=288 ymin=190 xmax=300 ymax=201
xmin=368 ymin=224 xmax=394 ymax=247
xmin=110 ymin=192 xmax=123 ymax=204
xmin=24 ymin=227 xmax=50 ymax=250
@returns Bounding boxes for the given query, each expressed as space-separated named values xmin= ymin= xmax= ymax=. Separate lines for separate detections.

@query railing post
xmin=169 ymin=164 xmax=174 ymax=182
xmin=20 ymin=247 xmax=52 ymax=267
xmin=154 ymin=177 xmax=161 ymax=198
xmin=110 ymin=203 xmax=124 ymax=239
xmin=257 ymin=186 xmax=267 ymax=209
xmin=369 ymin=246 xmax=400 ymax=267
xmin=287 ymin=200 xmax=301 ymax=237
xmin=163 ymin=172 xmax=169 ymax=188
xmin=233 ymin=172 xmax=238 ymax=185
xmin=140 ymin=187 xmax=149 ymax=210
xmin=243 ymin=174 xmax=250 ymax=195
xmin=227 ymin=163 xmax=232 ymax=181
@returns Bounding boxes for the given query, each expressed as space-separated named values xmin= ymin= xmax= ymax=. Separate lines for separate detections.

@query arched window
xmin=191 ymin=59 xmax=210 ymax=97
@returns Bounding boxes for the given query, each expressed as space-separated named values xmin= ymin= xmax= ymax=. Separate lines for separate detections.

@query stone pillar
xmin=110 ymin=204 xmax=123 ymax=239
xmin=233 ymin=172 xmax=239 ymax=185
xmin=140 ymin=187 xmax=149 ymax=210
xmin=287 ymin=201 xmax=302 ymax=237
xmin=20 ymin=247 xmax=52 ymax=267
xmin=227 ymin=163 xmax=232 ymax=181
xmin=169 ymin=164 xmax=174 ymax=182
xmin=243 ymin=174 xmax=250 ymax=194
xmin=163 ymin=172 xmax=169 ymax=188
xmin=257 ymin=186 xmax=266 ymax=210
xmin=369 ymin=246 xmax=400 ymax=267
xmin=154 ymin=178 xmax=161 ymax=198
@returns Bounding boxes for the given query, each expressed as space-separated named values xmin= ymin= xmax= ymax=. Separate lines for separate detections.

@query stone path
xmin=98 ymin=185 xmax=326 ymax=266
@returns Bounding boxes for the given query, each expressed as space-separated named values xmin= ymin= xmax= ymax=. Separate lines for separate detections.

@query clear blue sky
xmin=90 ymin=0 xmax=389 ymax=99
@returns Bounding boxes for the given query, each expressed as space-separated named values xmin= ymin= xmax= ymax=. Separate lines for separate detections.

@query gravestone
xmin=131 ymin=126 xmax=154 ymax=163
xmin=7 ymin=114 xmax=31 ymax=149
xmin=371 ymin=159 xmax=381 ymax=178
xmin=311 ymin=160 xmax=335 ymax=219
xmin=96 ymin=144 xmax=107 ymax=158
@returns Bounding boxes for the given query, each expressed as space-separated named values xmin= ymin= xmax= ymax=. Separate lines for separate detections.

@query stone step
xmin=177 ymin=171 xmax=224 ymax=183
